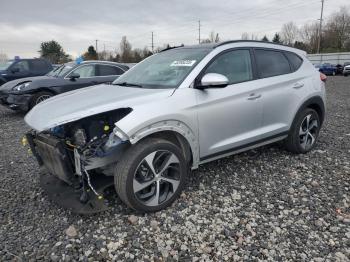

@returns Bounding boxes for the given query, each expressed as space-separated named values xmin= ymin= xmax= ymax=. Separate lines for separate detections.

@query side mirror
xmin=197 ymin=73 xmax=229 ymax=89
xmin=69 ymin=72 xmax=80 ymax=81
xmin=11 ymin=68 xmax=20 ymax=73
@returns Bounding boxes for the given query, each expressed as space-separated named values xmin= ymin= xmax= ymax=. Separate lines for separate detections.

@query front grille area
xmin=34 ymin=134 xmax=75 ymax=185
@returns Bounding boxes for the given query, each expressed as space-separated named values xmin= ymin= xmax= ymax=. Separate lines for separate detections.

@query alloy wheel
xmin=299 ymin=114 xmax=319 ymax=150
xmin=35 ymin=94 xmax=51 ymax=105
xmin=133 ymin=150 xmax=181 ymax=207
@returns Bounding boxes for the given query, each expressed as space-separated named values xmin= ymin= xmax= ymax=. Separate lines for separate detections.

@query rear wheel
xmin=285 ymin=108 xmax=320 ymax=154
xmin=114 ymin=138 xmax=188 ymax=212
xmin=29 ymin=91 xmax=53 ymax=109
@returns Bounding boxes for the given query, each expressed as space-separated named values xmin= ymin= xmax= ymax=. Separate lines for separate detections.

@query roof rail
xmin=160 ymin=44 xmax=185 ymax=52
xmin=215 ymin=40 xmax=291 ymax=48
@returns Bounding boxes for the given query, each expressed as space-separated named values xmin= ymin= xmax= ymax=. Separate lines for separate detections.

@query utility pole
xmin=151 ymin=31 xmax=154 ymax=53
xmin=95 ymin=39 xmax=99 ymax=59
xmin=317 ymin=0 xmax=325 ymax=54
xmin=198 ymin=20 xmax=201 ymax=44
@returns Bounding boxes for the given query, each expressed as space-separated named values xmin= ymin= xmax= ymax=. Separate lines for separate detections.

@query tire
xmin=29 ymin=91 xmax=53 ymax=110
xmin=114 ymin=137 xmax=188 ymax=212
xmin=285 ymin=108 xmax=321 ymax=154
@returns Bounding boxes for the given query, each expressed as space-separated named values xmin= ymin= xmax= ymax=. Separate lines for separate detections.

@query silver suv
xmin=25 ymin=40 xmax=326 ymax=213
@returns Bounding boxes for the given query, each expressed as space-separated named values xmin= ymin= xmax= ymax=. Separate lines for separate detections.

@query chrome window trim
xmin=63 ymin=63 xmax=125 ymax=79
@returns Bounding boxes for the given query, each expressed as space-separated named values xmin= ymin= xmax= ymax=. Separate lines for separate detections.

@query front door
xmin=63 ymin=64 xmax=98 ymax=92
xmin=195 ymin=49 xmax=263 ymax=160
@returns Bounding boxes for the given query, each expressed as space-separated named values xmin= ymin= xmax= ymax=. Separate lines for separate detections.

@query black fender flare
xmin=292 ymin=96 xmax=325 ymax=128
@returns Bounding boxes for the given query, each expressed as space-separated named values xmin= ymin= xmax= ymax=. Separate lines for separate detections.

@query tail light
xmin=320 ymin=73 xmax=327 ymax=82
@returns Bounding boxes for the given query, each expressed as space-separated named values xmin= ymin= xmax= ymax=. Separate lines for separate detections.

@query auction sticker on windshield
xmin=170 ymin=60 xmax=196 ymax=67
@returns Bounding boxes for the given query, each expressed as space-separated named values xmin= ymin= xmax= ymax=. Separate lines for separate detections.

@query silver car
xmin=24 ymin=40 xmax=326 ymax=213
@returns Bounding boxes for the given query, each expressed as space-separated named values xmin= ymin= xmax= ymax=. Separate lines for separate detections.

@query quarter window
xmin=255 ymin=49 xmax=291 ymax=78
xmin=204 ymin=49 xmax=253 ymax=84
xmin=284 ymin=52 xmax=303 ymax=71
xmin=70 ymin=65 xmax=95 ymax=78
xmin=97 ymin=65 xmax=124 ymax=76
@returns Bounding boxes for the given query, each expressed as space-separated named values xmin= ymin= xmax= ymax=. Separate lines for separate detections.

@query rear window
xmin=30 ymin=60 xmax=50 ymax=72
xmin=97 ymin=65 xmax=124 ymax=76
xmin=284 ymin=52 xmax=303 ymax=71
xmin=255 ymin=49 xmax=291 ymax=78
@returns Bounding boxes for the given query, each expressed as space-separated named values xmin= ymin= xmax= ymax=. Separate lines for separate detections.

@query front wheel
xmin=29 ymin=91 xmax=53 ymax=110
xmin=285 ymin=108 xmax=321 ymax=154
xmin=114 ymin=138 xmax=188 ymax=212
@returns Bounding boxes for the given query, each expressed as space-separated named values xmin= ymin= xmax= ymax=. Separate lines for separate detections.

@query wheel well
xmin=140 ymin=131 xmax=193 ymax=165
xmin=36 ymin=88 xmax=56 ymax=95
xmin=307 ymin=103 xmax=324 ymax=125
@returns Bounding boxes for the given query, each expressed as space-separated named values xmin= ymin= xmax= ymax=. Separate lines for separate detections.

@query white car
xmin=25 ymin=40 xmax=326 ymax=213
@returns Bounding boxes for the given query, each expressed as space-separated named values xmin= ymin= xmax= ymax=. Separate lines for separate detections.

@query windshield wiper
xmin=113 ymin=82 xmax=143 ymax=88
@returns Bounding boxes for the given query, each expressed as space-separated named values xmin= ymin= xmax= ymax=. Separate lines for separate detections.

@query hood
xmin=25 ymin=84 xmax=174 ymax=131
xmin=0 ymin=75 xmax=55 ymax=92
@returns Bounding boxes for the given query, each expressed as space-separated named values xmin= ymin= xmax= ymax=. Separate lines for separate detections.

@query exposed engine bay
xmin=25 ymin=108 xmax=132 ymax=213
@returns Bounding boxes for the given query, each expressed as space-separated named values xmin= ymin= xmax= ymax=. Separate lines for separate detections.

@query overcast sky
xmin=0 ymin=0 xmax=348 ymax=58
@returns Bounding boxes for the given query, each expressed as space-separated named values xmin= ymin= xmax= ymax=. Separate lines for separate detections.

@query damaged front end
xmin=26 ymin=108 xmax=132 ymax=214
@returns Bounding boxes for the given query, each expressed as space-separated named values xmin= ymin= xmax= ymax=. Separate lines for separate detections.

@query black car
xmin=0 ymin=61 xmax=129 ymax=111
xmin=0 ymin=58 xmax=53 ymax=86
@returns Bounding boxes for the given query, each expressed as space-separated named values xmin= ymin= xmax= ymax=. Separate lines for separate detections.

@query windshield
xmin=0 ymin=60 xmax=13 ymax=70
xmin=47 ymin=62 xmax=75 ymax=77
xmin=113 ymin=48 xmax=211 ymax=89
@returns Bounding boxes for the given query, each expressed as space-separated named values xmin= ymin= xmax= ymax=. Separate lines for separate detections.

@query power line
xmin=317 ymin=0 xmax=325 ymax=54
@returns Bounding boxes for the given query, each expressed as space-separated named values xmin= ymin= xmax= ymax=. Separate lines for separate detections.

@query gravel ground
xmin=0 ymin=77 xmax=349 ymax=261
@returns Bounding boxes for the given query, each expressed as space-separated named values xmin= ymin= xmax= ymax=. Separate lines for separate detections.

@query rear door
xmin=253 ymin=48 xmax=307 ymax=137
xmin=95 ymin=64 xmax=125 ymax=84
xmin=195 ymin=49 xmax=263 ymax=159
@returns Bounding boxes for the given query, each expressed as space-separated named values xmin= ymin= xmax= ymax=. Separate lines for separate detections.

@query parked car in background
xmin=0 ymin=58 xmax=52 ymax=86
xmin=24 ymin=40 xmax=326 ymax=213
xmin=335 ymin=64 xmax=343 ymax=75
xmin=343 ymin=63 xmax=350 ymax=76
xmin=0 ymin=61 xmax=129 ymax=111
xmin=315 ymin=63 xmax=337 ymax=76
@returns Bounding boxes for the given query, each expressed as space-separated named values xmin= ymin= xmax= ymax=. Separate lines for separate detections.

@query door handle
xmin=293 ymin=82 xmax=304 ymax=89
xmin=247 ymin=93 xmax=262 ymax=100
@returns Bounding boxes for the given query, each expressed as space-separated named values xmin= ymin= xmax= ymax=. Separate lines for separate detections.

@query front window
xmin=113 ymin=48 xmax=211 ymax=89
xmin=0 ymin=60 xmax=12 ymax=70
xmin=68 ymin=64 xmax=96 ymax=78
xmin=204 ymin=49 xmax=253 ymax=84
xmin=47 ymin=62 xmax=75 ymax=77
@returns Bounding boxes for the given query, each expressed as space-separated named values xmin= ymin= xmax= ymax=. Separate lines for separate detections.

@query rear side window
xmin=255 ymin=49 xmax=291 ymax=78
xmin=284 ymin=52 xmax=303 ymax=71
xmin=204 ymin=49 xmax=253 ymax=84
xmin=97 ymin=65 xmax=124 ymax=76
xmin=11 ymin=60 xmax=30 ymax=72
xmin=30 ymin=60 xmax=50 ymax=73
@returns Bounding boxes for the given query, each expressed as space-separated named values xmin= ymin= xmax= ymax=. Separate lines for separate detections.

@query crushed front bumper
xmin=26 ymin=132 xmax=116 ymax=214
xmin=6 ymin=93 xmax=32 ymax=111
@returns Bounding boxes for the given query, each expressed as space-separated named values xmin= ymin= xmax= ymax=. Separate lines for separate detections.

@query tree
xmin=293 ymin=41 xmax=308 ymax=51
xmin=201 ymin=31 xmax=220 ymax=44
xmin=83 ymin=46 xmax=98 ymax=60
xmin=261 ymin=35 xmax=269 ymax=42
xmin=241 ymin=32 xmax=258 ymax=40
xmin=120 ymin=36 xmax=133 ymax=62
xmin=323 ymin=8 xmax=350 ymax=51
xmin=281 ymin=22 xmax=299 ymax=46
xmin=0 ymin=52 xmax=8 ymax=62
xmin=39 ymin=40 xmax=69 ymax=64
xmin=272 ymin=33 xmax=282 ymax=44
xmin=300 ymin=22 xmax=319 ymax=53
